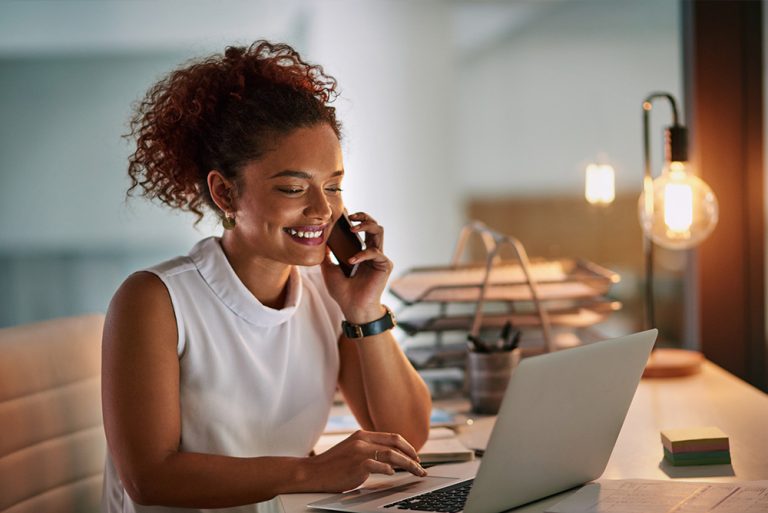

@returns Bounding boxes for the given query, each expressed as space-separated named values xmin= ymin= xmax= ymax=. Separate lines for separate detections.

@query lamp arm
xmin=643 ymin=92 xmax=681 ymax=126
xmin=641 ymin=93 xmax=678 ymax=332
xmin=640 ymin=92 xmax=682 ymax=331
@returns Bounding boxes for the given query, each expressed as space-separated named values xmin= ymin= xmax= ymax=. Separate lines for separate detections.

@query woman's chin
xmin=289 ymin=248 xmax=326 ymax=267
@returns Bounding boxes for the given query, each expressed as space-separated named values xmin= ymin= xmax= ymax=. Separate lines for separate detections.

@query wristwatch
xmin=342 ymin=306 xmax=397 ymax=339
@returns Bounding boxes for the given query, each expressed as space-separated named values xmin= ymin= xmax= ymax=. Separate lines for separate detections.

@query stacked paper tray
xmin=398 ymin=299 xmax=622 ymax=335
xmin=389 ymin=258 xmax=619 ymax=305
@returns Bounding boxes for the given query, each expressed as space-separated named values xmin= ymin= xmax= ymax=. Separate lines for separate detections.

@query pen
xmin=507 ymin=330 xmax=521 ymax=351
xmin=467 ymin=334 xmax=489 ymax=353
xmin=493 ymin=321 xmax=509 ymax=351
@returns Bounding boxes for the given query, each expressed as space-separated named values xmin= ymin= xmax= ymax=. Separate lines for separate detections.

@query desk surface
xmin=279 ymin=360 xmax=768 ymax=513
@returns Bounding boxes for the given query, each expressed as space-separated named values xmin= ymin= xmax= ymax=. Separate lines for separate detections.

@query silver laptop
xmin=308 ymin=330 xmax=657 ymax=513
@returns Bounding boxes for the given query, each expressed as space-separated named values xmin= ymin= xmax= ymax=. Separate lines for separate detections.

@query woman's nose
xmin=305 ymin=188 xmax=333 ymax=219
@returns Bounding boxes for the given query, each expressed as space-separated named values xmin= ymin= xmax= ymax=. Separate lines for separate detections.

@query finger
xmin=349 ymin=212 xmax=376 ymax=225
xmin=364 ymin=459 xmax=395 ymax=476
xmin=350 ymin=221 xmax=382 ymax=235
xmin=349 ymin=248 xmax=391 ymax=268
xmin=363 ymin=432 xmax=420 ymax=462
xmin=352 ymin=222 xmax=384 ymax=251
xmin=348 ymin=213 xmax=385 ymax=249
xmin=373 ymin=446 xmax=428 ymax=477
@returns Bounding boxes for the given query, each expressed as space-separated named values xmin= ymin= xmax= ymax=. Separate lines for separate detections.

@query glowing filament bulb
xmin=664 ymin=182 xmax=693 ymax=237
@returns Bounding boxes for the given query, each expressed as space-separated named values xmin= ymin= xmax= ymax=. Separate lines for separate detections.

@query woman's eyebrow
xmin=269 ymin=169 xmax=344 ymax=179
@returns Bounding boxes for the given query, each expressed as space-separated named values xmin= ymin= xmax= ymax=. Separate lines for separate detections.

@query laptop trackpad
xmin=308 ymin=475 xmax=459 ymax=512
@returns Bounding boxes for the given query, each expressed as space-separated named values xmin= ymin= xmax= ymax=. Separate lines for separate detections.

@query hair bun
xmin=224 ymin=46 xmax=245 ymax=61
xmin=126 ymin=40 xmax=341 ymax=225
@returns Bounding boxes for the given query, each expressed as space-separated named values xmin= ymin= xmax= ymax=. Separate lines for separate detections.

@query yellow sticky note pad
xmin=661 ymin=426 xmax=729 ymax=453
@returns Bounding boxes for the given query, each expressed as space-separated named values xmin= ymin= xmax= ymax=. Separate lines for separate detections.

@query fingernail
xmin=349 ymin=257 xmax=358 ymax=263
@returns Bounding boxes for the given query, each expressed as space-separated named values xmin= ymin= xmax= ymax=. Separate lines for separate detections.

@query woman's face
xmin=230 ymin=123 xmax=345 ymax=267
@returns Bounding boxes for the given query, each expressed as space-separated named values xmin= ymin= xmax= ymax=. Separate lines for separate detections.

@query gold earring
xmin=222 ymin=212 xmax=236 ymax=230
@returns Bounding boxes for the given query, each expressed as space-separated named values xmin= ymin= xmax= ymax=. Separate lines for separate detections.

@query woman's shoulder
xmin=104 ymin=270 xmax=179 ymax=353
xmin=105 ymin=246 xmax=198 ymax=337
xmin=111 ymin=271 xmax=175 ymax=316
xmin=145 ymin=254 xmax=196 ymax=279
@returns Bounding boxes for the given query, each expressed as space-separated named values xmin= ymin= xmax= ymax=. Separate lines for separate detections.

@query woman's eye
xmin=325 ymin=186 xmax=343 ymax=194
xmin=278 ymin=187 xmax=305 ymax=195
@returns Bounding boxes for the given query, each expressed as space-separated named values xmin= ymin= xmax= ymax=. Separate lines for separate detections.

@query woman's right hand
xmin=304 ymin=430 xmax=428 ymax=493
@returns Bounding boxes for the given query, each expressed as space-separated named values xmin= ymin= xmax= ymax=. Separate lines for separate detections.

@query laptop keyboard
xmin=382 ymin=479 xmax=474 ymax=512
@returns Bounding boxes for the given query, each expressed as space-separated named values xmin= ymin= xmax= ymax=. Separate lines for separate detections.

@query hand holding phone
xmin=327 ymin=211 xmax=365 ymax=278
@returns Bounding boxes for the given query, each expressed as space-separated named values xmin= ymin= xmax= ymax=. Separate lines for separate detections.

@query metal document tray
xmin=397 ymin=298 xmax=622 ymax=336
xmin=389 ymin=258 xmax=620 ymax=305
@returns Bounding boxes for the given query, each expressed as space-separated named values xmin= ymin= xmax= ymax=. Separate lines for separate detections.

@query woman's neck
xmin=219 ymin=233 xmax=292 ymax=309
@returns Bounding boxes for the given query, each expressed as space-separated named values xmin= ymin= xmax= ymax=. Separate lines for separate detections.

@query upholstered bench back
xmin=0 ymin=314 xmax=105 ymax=513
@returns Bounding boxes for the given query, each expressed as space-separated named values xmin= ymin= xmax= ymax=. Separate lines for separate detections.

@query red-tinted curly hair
xmin=126 ymin=40 xmax=342 ymax=223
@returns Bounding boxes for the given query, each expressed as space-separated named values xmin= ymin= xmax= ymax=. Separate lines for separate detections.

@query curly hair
xmin=126 ymin=40 xmax=342 ymax=223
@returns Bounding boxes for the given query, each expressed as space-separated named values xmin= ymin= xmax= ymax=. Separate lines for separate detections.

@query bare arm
xmin=322 ymin=211 xmax=432 ymax=451
xmin=337 ymin=326 xmax=432 ymax=451
xmin=102 ymin=272 xmax=425 ymax=508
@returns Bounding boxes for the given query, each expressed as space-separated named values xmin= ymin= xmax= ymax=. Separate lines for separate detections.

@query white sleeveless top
xmin=102 ymin=237 xmax=343 ymax=513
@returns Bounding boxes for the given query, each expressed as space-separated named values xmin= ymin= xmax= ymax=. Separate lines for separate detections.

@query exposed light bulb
xmin=638 ymin=161 xmax=718 ymax=249
xmin=663 ymin=182 xmax=693 ymax=236
xmin=585 ymin=164 xmax=615 ymax=205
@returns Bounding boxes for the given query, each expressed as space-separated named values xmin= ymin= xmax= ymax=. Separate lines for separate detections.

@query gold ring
xmin=374 ymin=450 xmax=379 ymax=462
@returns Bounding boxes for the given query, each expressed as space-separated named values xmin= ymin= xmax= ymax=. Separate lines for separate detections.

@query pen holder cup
xmin=467 ymin=348 xmax=521 ymax=415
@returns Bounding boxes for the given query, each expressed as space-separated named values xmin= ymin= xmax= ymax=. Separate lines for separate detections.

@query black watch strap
xmin=342 ymin=306 xmax=397 ymax=339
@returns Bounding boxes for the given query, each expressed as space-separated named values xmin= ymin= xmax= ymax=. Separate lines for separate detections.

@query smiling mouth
xmin=283 ymin=225 xmax=327 ymax=242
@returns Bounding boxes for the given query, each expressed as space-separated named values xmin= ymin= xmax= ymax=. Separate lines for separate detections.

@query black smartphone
xmin=327 ymin=211 xmax=364 ymax=277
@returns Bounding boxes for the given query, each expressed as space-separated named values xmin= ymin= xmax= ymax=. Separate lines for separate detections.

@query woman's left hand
xmin=321 ymin=212 xmax=393 ymax=324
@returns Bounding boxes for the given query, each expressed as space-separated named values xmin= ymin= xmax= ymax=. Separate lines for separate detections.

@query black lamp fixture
xmin=639 ymin=92 xmax=718 ymax=378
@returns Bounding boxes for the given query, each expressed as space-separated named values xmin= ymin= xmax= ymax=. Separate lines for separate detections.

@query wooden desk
xmin=278 ymin=361 xmax=768 ymax=513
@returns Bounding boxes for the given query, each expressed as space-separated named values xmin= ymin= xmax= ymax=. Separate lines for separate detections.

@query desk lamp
xmin=584 ymin=95 xmax=719 ymax=375
xmin=639 ymin=92 xmax=718 ymax=377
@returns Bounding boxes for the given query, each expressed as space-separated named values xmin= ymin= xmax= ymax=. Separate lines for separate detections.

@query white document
xmin=416 ymin=433 xmax=474 ymax=464
xmin=546 ymin=479 xmax=768 ymax=513
xmin=313 ymin=427 xmax=471 ymax=463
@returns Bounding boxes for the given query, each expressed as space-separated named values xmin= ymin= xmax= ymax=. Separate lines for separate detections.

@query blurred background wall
xmin=0 ymin=0 xmax=681 ymax=337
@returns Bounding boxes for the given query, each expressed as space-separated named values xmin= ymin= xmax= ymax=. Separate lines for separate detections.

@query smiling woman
xmin=208 ymin=125 xmax=345 ymax=276
xmin=101 ymin=40 xmax=432 ymax=513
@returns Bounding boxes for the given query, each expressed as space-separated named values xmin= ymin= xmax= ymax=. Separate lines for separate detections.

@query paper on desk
xmin=324 ymin=409 xmax=460 ymax=434
xmin=419 ymin=437 xmax=475 ymax=464
xmin=313 ymin=427 xmax=472 ymax=464
xmin=546 ymin=479 xmax=768 ymax=513
xmin=314 ymin=427 xmax=459 ymax=453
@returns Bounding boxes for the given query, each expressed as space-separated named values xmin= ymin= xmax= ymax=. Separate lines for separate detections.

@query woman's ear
xmin=207 ymin=170 xmax=236 ymax=214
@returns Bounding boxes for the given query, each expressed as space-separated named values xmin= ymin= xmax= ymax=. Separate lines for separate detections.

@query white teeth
xmin=287 ymin=228 xmax=323 ymax=239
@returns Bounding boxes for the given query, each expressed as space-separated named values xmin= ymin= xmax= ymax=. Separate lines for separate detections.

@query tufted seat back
xmin=0 ymin=314 xmax=105 ymax=513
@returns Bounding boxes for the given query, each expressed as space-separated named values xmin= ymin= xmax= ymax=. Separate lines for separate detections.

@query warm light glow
xmin=663 ymin=182 xmax=693 ymax=237
xmin=585 ymin=164 xmax=615 ymax=205
xmin=638 ymin=161 xmax=719 ymax=250
xmin=643 ymin=175 xmax=654 ymax=217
